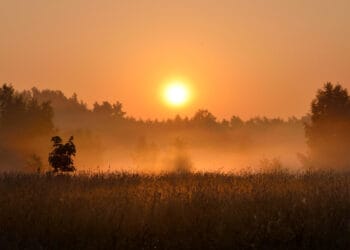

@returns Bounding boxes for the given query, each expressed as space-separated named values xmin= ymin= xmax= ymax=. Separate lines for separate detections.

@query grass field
xmin=0 ymin=171 xmax=349 ymax=249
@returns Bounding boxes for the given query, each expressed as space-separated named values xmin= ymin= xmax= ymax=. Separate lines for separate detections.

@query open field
xmin=0 ymin=171 xmax=349 ymax=250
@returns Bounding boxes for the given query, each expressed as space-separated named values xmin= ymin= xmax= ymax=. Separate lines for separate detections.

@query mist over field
xmin=0 ymin=85 xmax=308 ymax=173
xmin=2 ymin=1 xmax=350 ymax=249
xmin=1 ymin=79 xmax=350 ymax=250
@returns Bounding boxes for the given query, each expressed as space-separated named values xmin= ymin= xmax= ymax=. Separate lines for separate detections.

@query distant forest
xmin=27 ymin=85 xmax=306 ymax=129
xmin=0 ymin=84 xmax=306 ymax=172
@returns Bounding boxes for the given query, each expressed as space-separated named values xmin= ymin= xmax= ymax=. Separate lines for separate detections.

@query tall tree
xmin=305 ymin=82 xmax=350 ymax=169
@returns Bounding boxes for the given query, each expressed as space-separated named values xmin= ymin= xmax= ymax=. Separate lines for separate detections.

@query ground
xmin=0 ymin=171 xmax=349 ymax=249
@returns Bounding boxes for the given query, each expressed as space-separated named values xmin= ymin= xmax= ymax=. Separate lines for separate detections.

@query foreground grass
xmin=0 ymin=171 xmax=349 ymax=249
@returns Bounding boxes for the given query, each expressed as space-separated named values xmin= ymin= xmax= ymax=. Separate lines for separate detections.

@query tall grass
xmin=0 ymin=171 xmax=349 ymax=249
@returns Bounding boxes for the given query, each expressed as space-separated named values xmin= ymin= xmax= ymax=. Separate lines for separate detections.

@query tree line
xmin=1 ymin=82 xmax=350 ymax=171
xmin=19 ymin=85 xmax=305 ymax=130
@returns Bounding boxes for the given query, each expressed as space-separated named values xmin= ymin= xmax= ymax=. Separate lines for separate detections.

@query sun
xmin=164 ymin=82 xmax=190 ymax=107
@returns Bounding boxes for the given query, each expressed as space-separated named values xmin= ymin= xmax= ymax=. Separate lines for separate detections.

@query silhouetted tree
xmin=305 ymin=82 xmax=350 ymax=169
xmin=111 ymin=101 xmax=126 ymax=119
xmin=28 ymin=88 xmax=89 ymax=129
xmin=192 ymin=109 xmax=217 ymax=127
xmin=221 ymin=119 xmax=230 ymax=128
xmin=230 ymin=115 xmax=244 ymax=129
xmin=93 ymin=101 xmax=126 ymax=120
xmin=48 ymin=136 xmax=76 ymax=172
xmin=0 ymin=84 xmax=53 ymax=137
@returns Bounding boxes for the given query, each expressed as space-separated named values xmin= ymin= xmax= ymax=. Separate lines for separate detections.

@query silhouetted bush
xmin=48 ymin=136 xmax=76 ymax=172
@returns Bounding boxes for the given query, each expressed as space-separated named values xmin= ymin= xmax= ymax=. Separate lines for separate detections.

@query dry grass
xmin=0 ymin=171 xmax=349 ymax=249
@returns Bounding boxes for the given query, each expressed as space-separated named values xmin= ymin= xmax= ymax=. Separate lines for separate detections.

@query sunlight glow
xmin=164 ymin=82 xmax=190 ymax=107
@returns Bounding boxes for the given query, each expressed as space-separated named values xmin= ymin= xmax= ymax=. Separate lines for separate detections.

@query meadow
xmin=0 ymin=170 xmax=349 ymax=250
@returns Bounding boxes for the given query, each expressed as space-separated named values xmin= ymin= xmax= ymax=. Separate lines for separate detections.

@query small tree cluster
xmin=48 ymin=136 xmax=76 ymax=172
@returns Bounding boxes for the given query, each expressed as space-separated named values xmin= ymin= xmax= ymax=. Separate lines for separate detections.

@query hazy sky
xmin=1 ymin=0 xmax=349 ymax=119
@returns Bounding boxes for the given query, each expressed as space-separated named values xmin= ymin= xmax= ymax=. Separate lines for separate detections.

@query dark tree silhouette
xmin=305 ymin=82 xmax=350 ymax=169
xmin=230 ymin=115 xmax=244 ymax=129
xmin=93 ymin=101 xmax=126 ymax=119
xmin=0 ymin=84 xmax=54 ymax=136
xmin=48 ymin=136 xmax=76 ymax=172
xmin=192 ymin=109 xmax=217 ymax=127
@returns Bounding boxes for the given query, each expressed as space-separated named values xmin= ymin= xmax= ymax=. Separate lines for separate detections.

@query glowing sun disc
xmin=164 ymin=82 xmax=189 ymax=106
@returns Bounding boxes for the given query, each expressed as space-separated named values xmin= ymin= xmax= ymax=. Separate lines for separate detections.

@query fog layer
xmin=0 ymin=85 xmax=306 ymax=172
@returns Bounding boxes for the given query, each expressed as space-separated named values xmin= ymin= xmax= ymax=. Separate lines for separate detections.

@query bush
xmin=48 ymin=136 xmax=76 ymax=172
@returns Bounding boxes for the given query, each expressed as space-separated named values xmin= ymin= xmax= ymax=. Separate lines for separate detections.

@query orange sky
xmin=1 ymin=0 xmax=350 ymax=119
